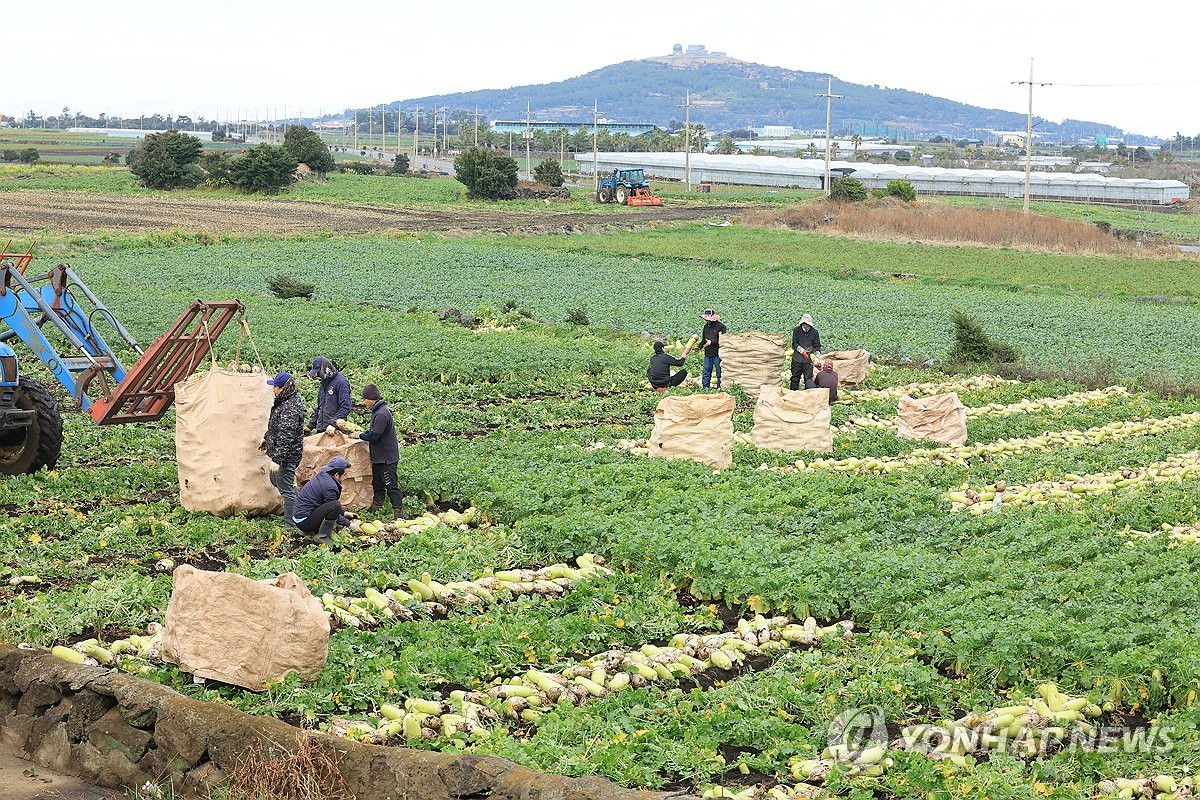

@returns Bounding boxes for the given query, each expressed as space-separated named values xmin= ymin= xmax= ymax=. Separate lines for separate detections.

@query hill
xmin=372 ymin=51 xmax=1122 ymax=140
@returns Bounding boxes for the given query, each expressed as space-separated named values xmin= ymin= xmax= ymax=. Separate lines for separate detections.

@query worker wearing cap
xmin=262 ymin=372 xmax=306 ymax=530
xmin=647 ymin=340 xmax=691 ymax=390
xmin=790 ymin=314 xmax=822 ymax=391
xmin=354 ymin=384 xmax=404 ymax=514
xmin=699 ymin=309 xmax=728 ymax=389
xmin=292 ymin=456 xmax=354 ymax=545
xmin=305 ymin=356 xmax=352 ymax=434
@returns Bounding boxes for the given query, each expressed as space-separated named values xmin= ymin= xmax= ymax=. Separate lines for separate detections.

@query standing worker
xmin=790 ymin=314 xmax=822 ymax=391
xmin=647 ymin=340 xmax=692 ymax=390
xmin=305 ymin=356 xmax=352 ymax=433
xmin=699 ymin=308 xmax=728 ymax=390
xmin=352 ymin=385 xmax=404 ymax=515
xmin=262 ymin=372 xmax=306 ymax=530
xmin=292 ymin=456 xmax=354 ymax=545
xmin=814 ymin=360 xmax=840 ymax=405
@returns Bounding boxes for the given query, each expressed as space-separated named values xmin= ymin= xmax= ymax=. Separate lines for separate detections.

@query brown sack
xmin=751 ymin=387 xmax=834 ymax=453
xmin=821 ymin=349 xmax=871 ymax=385
xmin=720 ymin=332 xmax=787 ymax=393
xmin=297 ymin=429 xmax=374 ymax=510
xmin=175 ymin=368 xmax=281 ymax=517
xmin=648 ymin=393 xmax=736 ymax=470
xmin=897 ymin=391 xmax=968 ymax=446
xmin=162 ymin=566 xmax=330 ymax=691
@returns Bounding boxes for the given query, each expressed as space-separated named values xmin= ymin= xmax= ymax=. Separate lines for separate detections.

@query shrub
xmin=198 ymin=152 xmax=234 ymax=186
xmin=453 ymin=147 xmax=518 ymax=199
xmin=211 ymin=127 xmax=227 ymax=143
xmin=343 ymin=161 xmax=374 ymax=175
xmin=127 ymin=130 xmax=204 ymax=189
xmin=102 ymin=151 xmax=122 ymax=165
xmin=886 ymin=179 xmax=916 ymax=202
xmin=830 ymin=176 xmax=868 ymax=202
xmin=282 ymin=125 xmax=335 ymax=173
xmin=266 ymin=273 xmax=315 ymax=300
xmin=19 ymin=148 xmax=40 ymax=164
xmin=533 ymin=158 xmax=564 ymax=187
xmin=228 ymin=144 xmax=298 ymax=194
xmin=947 ymin=309 xmax=1018 ymax=364
xmin=1 ymin=149 xmax=17 ymax=161
xmin=389 ymin=154 xmax=410 ymax=175
xmin=564 ymin=306 xmax=590 ymax=326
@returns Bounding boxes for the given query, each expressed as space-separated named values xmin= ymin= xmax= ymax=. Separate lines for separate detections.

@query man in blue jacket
xmin=354 ymin=384 xmax=404 ymax=514
xmin=305 ymin=356 xmax=352 ymax=433
xmin=292 ymin=457 xmax=353 ymax=545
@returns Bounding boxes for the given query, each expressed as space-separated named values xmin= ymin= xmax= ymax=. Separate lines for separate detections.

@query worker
xmin=699 ymin=308 xmax=728 ymax=390
xmin=789 ymin=314 xmax=822 ymax=391
xmin=262 ymin=372 xmax=306 ymax=530
xmin=292 ymin=456 xmax=354 ymax=545
xmin=354 ymin=384 xmax=404 ymax=514
xmin=647 ymin=340 xmax=691 ymax=390
xmin=305 ymin=356 xmax=352 ymax=433
xmin=814 ymin=360 xmax=840 ymax=405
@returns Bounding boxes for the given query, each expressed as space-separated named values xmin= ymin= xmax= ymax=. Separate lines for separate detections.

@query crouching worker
xmin=355 ymin=384 xmax=403 ymax=514
xmin=292 ymin=456 xmax=355 ymax=545
xmin=814 ymin=360 xmax=840 ymax=405
xmin=647 ymin=340 xmax=691 ymax=391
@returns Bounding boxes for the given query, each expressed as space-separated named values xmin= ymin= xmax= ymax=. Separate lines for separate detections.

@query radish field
xmin=2 ymin=230 xmax=1200 ymax=800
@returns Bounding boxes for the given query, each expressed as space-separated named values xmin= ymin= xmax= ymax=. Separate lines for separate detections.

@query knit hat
xmin=653 ymin=341 xmax=665 ymax=353
xmin=362 ymin=384 xmax=381 ymax=401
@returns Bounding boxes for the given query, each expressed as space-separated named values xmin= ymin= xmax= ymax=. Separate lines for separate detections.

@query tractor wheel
xmin=614 ymin=185 xmax=630 ymax=205
xmin=0 ymin=377 xmax=63 ymax=475
xmin=598 ymin=186 xmax=613 ymax=203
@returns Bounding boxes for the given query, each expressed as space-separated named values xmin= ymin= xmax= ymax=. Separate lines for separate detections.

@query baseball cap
xmin=265 ymin=372 xmax=292 ymax=387
xmin=319 ymin=456 xmax=351 ymax=473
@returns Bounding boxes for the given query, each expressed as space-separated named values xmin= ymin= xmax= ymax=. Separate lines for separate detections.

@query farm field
xmin=1 ymin=206 xmax=1200 ymax=800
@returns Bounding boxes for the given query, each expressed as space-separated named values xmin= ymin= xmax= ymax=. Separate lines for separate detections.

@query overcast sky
xmin=7 ymin=1 xmax=1198 ymax=139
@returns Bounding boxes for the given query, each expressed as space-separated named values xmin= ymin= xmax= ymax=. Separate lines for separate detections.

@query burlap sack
xmin=897 ymin=391 xmax=968 ymax=446
xmin=162 ymin=566 xmax=329 ymax=691
xmin=751 ymin=387 xmax=833 ymax=453
xmin=175 ymin=368 xmax=282 ymax=517
xmin=297 ymin=429 xmax=373 ymax=510
xmin=648 ymin=393 xmax=736 ymax=470
xmin=720 ymin=332 xmax=787 ymax=393
xmin=821 ymin=349 xmax=871 ymax=385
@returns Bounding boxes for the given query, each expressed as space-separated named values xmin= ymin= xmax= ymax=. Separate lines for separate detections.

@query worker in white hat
xmin=789 ymin=313 xmax=822 ymax=390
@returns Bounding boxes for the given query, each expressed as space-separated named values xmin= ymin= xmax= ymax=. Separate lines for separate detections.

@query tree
xmin=830 ymin=176 xmax=868 ymax=202
xmin=228 ymin=144 xmax=298 ymax=194
xmin=533 ymin=158 xmax=564 ymax=187
xmin=453 ymin=147 xmax=518 ymax=200
xmin=885 ymin=179 xmax=916 ymax=201
xmin=715 ymin=137 xmax=737 ymax=155
xmin=850 ymin=134 xmax=862 ymax=160
xmin=389 ymin=153 xmax=410 ymax=174
xmin=282 ymin=125 xmax=335 ymax=173
xmin=126 ymin=130 xmax=204 ymax=189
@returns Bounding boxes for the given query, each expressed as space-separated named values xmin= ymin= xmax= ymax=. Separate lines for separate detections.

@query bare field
xmin=0 ymin=190 xmax=738 ymax=235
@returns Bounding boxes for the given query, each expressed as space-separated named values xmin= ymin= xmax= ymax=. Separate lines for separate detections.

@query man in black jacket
xmin=699 ymin=309 xmax=728 ymax=389
xmin=293 ymin=457 xmax=353 ymax=545
xmin=263 ymin=372 xmax=306 ymax=530
xmin=790 ymin=314 xmax=822 ymax=391
xmin=647 ymin=340 xmax=692 ymax=390
xmin=355 ymin=384 xmax=404 ymax=514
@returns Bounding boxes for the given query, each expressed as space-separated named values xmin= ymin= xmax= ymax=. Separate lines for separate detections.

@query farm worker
xmin=789 ymin=314 xmax=822 ymax=391
xmin=262 ymin=372 xmax=306 ymax=530
xmin=814 ymin=360 xmax=840 ymax=405
xmin=292 ymin=456 xmax=355 ymax=545
xmin=354 ymin=384 xmax=404 ymax=514
xmin=305 ymin=356 xmax=352 ymax=433
xmin=699 ymin=309 xmax=728 ymax=389
xmin=647 ymin=340 xmax=691 ymax=391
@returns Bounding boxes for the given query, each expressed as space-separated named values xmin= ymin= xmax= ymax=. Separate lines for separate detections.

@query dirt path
xmin=0 ymin=191 xmax=742 ymax=235
xmin=0 ymin=752 xmax=122 ymax=799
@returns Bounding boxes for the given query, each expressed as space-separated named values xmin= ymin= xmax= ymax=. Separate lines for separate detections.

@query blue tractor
xmin=0 ymin=244 xmax=244 ymax=475
xmin=596 ymin=168 xmax=663 ymax=206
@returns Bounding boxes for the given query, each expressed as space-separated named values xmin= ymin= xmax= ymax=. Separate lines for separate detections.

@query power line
xmin=1012 ymin=58 xmax=1051 ymax=214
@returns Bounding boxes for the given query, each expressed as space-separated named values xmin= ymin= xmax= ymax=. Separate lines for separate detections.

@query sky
xmin=7 ymin=1 xmax=1199 ymax=139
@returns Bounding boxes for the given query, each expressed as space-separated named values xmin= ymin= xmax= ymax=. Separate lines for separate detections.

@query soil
xmin=0 ymin=751 xmax=122 ymax=800
xmin=0 ymin=190 xmax=742 ymax=235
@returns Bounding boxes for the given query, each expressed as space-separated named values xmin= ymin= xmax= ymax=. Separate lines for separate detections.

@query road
xmin=0 ymin=752 xmax=122 ymax=800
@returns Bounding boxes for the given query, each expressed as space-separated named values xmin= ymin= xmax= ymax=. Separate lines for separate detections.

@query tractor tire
xmin=614 ymin=185 xmax=629 ymax=205
xmin=0 ymin=377 xmax=63 ymax=475
xmin=598 ymin=186 xmax=613 ymax=203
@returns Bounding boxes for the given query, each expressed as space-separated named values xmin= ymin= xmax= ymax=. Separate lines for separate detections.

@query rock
xmin=66 ymin=690 xmax=116 ymax=740
xmin=87 ymin=707 xmax=153 ymax=762
xmin=183 ymin=761 xmax=225 ymax=795
xmin=16 ymin=681 xmax=62 ymax=716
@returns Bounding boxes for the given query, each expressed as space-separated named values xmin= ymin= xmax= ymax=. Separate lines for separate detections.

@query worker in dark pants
xmin=305 ymin=356 xmax=352 ymax=434
xmin=699 ymin=309 xmax=728 ymax=389
xmin=790 ymin=314 xmax=822 ymax=391
xmin=647 ymin=340 xmax=692 ymax=390
xmin=354 ymin=384 xmax=404 ymax=515
xmin=262 ymin=372 xmax=306 ymax=530
xmin=292 ymin=457 xmax=354 ymax=545
xmin=814 ymin=360 xmax=840 ymax=405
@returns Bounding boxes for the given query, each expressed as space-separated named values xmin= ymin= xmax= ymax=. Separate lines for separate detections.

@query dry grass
xmin=223 ymin=735 xmax=352 ymax=800
xmin=740 ymin=199 xmax=1188 ymax=258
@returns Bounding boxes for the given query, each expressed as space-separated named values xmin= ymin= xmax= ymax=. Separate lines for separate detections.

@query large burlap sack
xmin=162 ymin=566 xmax=329 ymax=691
xmin=720 ymin=332 xmax=787 ymax=393
xmin=648 ymin=393 xmax=736 ymax=470
xmin=297 ymin=429 xmax=373 ymax=510
xmin=175 ymin=368 xmax=282 ymax=517
xmin=821 ymin=349 xmax=871 ymax=385
xmin=897 ymin=391 xmax=968 ymax=446
xmin=751 ymin=387 xmax=833 ymax=453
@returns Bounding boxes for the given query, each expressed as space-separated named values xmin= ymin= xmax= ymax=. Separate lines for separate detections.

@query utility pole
xmin=815 ymin=77 xmax=844 ymax=197
xmin=1013 ymin=58 xmax=1051 ymax=214
xmin=593 ymin=100 xmax=599 ymax=197
xmin=413 ymin=106 xmax=420 ymax=165
xmin=677 ymin=90 xmax=692 ymax=191
xmin=525 ymin=102 xmax=532 ymax=181
xmin=473 ymin=105 xmax=481 ymax=148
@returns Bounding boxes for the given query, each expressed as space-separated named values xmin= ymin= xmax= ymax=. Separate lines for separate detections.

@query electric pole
xmin=815 ymin=77 xmax=843 ymax=197
xmin=525 ymin=102 xmax=532 ymax=182
xmin=1013 ymin=58 xmax=1051 ymax=214
xmin=413 ymin=106 xmax=419 ymax=165
xmin=593 ymin=100 xmax=599 ymax=197
xmin=677 ymin=90 xmax=693 ymax=191
xmin=473 ymin=105 xmax=481 ymax=148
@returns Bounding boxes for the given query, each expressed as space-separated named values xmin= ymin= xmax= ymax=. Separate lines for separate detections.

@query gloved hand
xmin=344 ymin=511 xmax=359 ymax=520
xmin=304 ymin=427 xmax=314 ymax=435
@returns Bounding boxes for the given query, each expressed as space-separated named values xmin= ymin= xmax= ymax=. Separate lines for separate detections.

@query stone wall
xmin=0 ymin=644 xmax=679 ymax=800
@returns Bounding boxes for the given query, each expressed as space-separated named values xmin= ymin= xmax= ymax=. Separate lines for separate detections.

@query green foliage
xmin=210 ymin=126 xmax=227 ymax=142
xmin=389 ymin=154 xmax=410 ymax=175
xmin=126 ymin=130 xmax=204 ymax=189
xmin=946 ymin=309 xmax=1019 ymax=364
xmin=886 ymin=179 xmax=917 ymax=201
xmin=228 ymin=144 xmax=298 ymax=194
xmin=101 ymin=151 xmax=122 ymax=165
xmin=564 ymin=305 xmax=590 ymax=326
xmin=266 ymin=272 xmax=315 ymax=300
xmin=343 ymin=161 xmax=374 ymax=175
xmin=453 ymin=147 xmax=518 ymax=200
xmin=830 ymin=176 xmax=868 ymax=202
xmin=714 ymin=137 xmax=737 ymax=155
xmin=1 ymin=147 xmax=40 ymax=164
xmin=198 ymin=152 xmax=234 ymax=186
xmin=282 ymin=125 xmax=335 ymax=173
xmin=532 ymin=158 xmax=564 ymax=187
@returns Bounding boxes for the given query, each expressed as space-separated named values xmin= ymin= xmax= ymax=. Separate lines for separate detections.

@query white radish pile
xmin=349 ymin=505 xmax=485 ymax=540
xmin=1098 ymin=775 xmax=1198 ymax=799
xmin=46 ymin=623 xmax=163 ymax=674
xmin=1127 ymin=521 xmax=1200 ymax=546
xmin=835 ymin=375 xmax=1018 ymax=405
